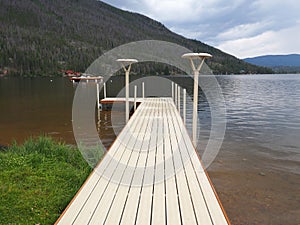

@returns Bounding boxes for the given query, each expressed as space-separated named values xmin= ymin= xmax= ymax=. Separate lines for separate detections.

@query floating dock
xmin=56 ymin=98 xmax=230 ymax=225
xmin=100 ymin=97 xmax=143 ymax=104
xmin=70 ymin=76 xmax=103 ymax=83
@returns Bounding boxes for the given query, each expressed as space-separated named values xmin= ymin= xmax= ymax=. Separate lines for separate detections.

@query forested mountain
xmin=244 ymin=54 xmax=300 ymax=67
xmin=0 ymin=0 xmax=272 ymax=76
xmin=244 ymin=54 xmax=300 ymax=73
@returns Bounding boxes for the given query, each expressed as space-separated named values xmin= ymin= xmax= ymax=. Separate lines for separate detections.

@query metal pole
xmin=96 ymin=83 xmax=100 ymax=109
xmin=192 ymin=69 xmax=199 ymax=146
xmin=177 ymin=86 xmax=180 ymax=114
xmin=175 ymin=83 xmax=178 ymax=107
xmin=183 ymin=88 xmax=186 ymax=125
xmin=171 ymin=82 xmax=174 ymax=100
xmin=182 ymin=53 xmax=212 ymax=147
xmin=192 ymin=59 xmax=205 ymax=146
xmin=142 ymin=82 xmax=145 ymax=98
xmin=103 ymin=82 xmax=106 ymax=99
xmin=125 ymin=70 xmax=129 ymax=123
xmin=117 ymin=58 xmax=138 ymax=124
xmin=134 ymin=85 xmax=137 ymax=111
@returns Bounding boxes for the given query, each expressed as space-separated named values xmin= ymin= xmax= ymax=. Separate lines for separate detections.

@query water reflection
xmin=1 ymin=74 xmax=300 ymax=224
xmin=1 ymin=75 xmax=299 ymax=170
xmin=216 ymin=75 xmax=300 ymax=167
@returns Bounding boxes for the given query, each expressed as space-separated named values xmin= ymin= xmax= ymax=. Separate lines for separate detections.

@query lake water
xmin=0 ymin=74 xmax=299 ymax=224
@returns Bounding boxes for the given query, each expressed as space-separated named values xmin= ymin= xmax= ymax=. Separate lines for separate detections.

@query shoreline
xmin=208 ymin=144 xmax=300 ymax=225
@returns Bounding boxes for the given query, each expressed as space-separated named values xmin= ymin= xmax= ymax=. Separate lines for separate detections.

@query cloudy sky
xmin=101 ymin=0 xmax=300 ymax=58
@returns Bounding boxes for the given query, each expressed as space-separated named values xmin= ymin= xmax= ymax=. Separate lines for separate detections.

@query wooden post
xmin=96 ymin=83 xmax=100 ymax=109
xmin=103 ymin=82 xmax=106 ymax=99
xmin=134 ymin=85 xmax=137 ymax=111
xmin=182 ymin=52 xmax=212 ymax=147
xmin=116 ymin=58 xmax=138 ymax=124
xmin=125 ymin=70 xmax=129 ymax=123
xmin=142 ymin=82 xmax=145 ymax=98
xmin=175 ymin=83 xmax=178 ymax=107
xmin=183 ymin=88 xmax=186 ymax=125
xmin=192 ymin=65 xmax=199 ymax=146
xmin=171 ymin=82 xmax=174 ymax=101
xmin=177 ymin=86 xmax=180 ymax=114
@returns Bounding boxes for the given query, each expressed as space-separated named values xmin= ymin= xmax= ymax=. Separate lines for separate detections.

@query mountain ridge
xmin=0 ymin=0 xmax=272 ymax=76
xmin=244 ymin=54 xmax=300 ymax=73
xmin=244 ymin=54 xmax=300 ymax=67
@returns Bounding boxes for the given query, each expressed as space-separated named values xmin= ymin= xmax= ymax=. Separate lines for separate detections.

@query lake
xmin=0 ymin=74 xmax=299 ymax=224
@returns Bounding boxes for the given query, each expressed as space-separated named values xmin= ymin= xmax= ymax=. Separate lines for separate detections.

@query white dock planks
xmin=100 ymin=97 xmax=144 ymax=104
xmin=56 ymin=98 xmax=229 ymax=225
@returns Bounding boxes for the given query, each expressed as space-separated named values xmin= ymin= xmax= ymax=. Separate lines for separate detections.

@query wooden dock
xmin=56 ymin=98 xmax=230 ymax=225
xmin=100 ymin=97 xmax=144 ymax=104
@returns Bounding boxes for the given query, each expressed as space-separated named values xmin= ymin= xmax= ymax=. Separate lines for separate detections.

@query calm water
xmin=0 ymin=77 xmax=75 ymax=145
xmin=0 ymin=74 xmax=299 ymax=224
xmin=213 ymin=75 xmax=300 ymax=172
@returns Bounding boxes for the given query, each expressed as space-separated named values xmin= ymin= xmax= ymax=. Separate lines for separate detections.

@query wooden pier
xmin=56 ymin=98 xmax=230 ymax=225
xmin=100 ymin=97 xmax=143 ymax=104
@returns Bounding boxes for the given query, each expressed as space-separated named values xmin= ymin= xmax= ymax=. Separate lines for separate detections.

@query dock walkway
xmin=100 ymin=97 xmax=144 ymax=103
xmin=56 ymin=98 xmax=229 ymax=225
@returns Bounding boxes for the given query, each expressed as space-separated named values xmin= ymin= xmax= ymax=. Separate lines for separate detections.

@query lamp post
xmin=116 ymin=58 xmax=138 ymax=123
xmin=182 ymin=53 xmax=212 ymax=147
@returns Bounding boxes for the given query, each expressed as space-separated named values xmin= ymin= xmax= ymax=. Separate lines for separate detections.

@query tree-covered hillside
xmin=0 ymin=0 xmax=273 ymax=76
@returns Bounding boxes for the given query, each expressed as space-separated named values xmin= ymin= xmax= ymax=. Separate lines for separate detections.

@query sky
xmin=101 ymin=0 xmax=300 ymax=59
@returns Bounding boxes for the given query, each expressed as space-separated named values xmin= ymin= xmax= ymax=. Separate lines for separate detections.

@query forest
xmin=0 ymin=0 xmax=273 ymax=76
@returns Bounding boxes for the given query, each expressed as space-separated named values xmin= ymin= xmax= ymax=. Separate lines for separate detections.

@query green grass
xmin=0 ymin=136 xmax=92 ymax=224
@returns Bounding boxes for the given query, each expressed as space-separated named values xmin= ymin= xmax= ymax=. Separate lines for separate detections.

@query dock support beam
xmin=175 ymin=83 xmax=178 ymax=106
xmin=96 ymin=83 xmax=100 ymax=109
xmin=103 ymin=82 xmax=106 ymax=99
xmin=171 ymin=82 xmax=174 ymax=100
xmin=183 ymin=88 xmax=186 ymax=125
xmin=117 ymin=58 xmax=138 ymax=123
xmin=177 ymin=86 xmax=180 ymax=114
xmin=182 ymin=53 xmax=212 ymax=147
xmin=125 ymin=71 xmax=129 ymax=122
xmin=134 ymin=85 xmax=137 ymax=111
xmin=192 ymin=65 xmax=200 ymax=146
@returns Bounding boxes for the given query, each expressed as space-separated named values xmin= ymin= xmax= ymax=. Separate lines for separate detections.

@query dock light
xmin=182 ymin=53 xmax=212 ymax=147
xmin=116 ymin=59 xmax=138 ymax=123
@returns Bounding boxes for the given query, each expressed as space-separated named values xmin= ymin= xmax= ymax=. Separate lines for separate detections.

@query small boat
xmin=69 ymin=73 xmax=103 ymax=83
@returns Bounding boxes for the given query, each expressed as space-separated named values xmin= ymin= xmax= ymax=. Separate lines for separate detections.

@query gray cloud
xmin=102 ymin=0 xmax=300 ymax=57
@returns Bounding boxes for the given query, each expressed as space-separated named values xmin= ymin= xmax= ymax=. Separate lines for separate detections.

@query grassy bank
xmin=0 ymin=136 xmax=92 ymax=224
